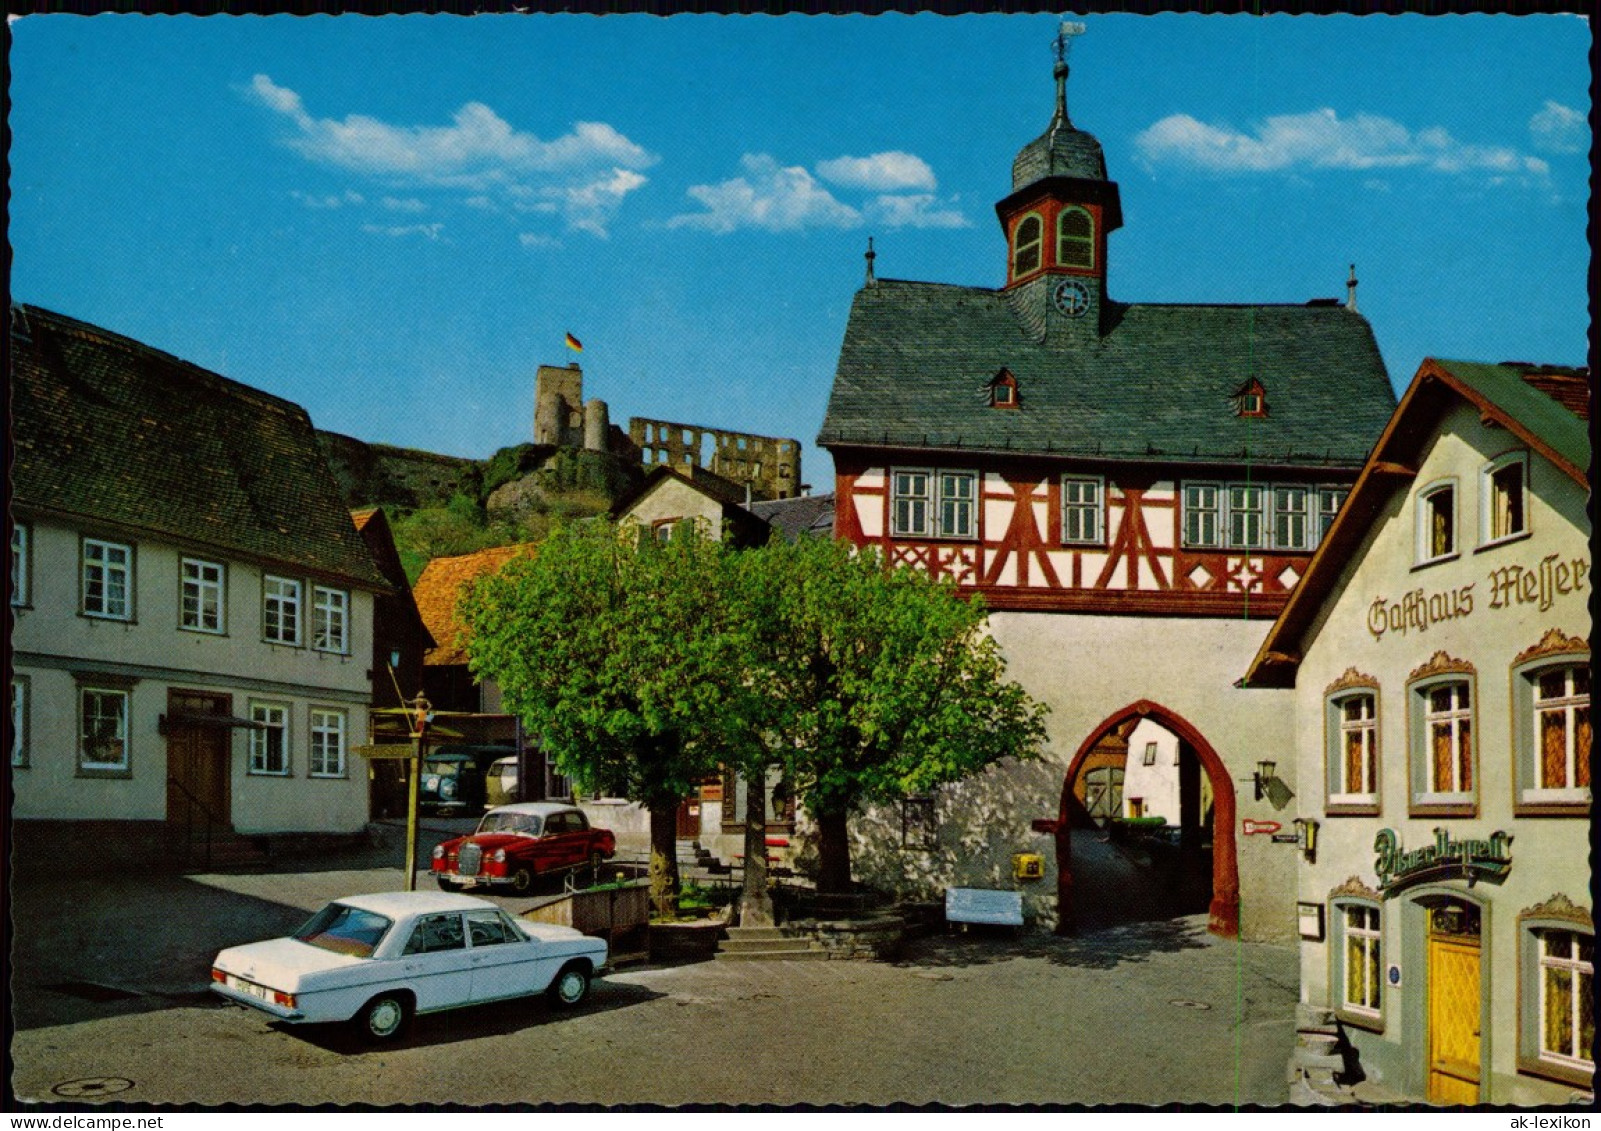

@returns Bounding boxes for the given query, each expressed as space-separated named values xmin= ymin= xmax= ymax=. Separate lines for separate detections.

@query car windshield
xmin=476 ymin=811 xmax=542 ymax=836
xmin=293 ymin=903 xmax=393 ymax=958
xmin=422 ymin=758 xmax=465 ymax=776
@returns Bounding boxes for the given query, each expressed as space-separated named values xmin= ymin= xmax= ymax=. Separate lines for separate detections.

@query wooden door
xmin=166 ymin=690 xmax=231 ymax=828
xmin=676 ymin=795 xmax=701 ymax=839
xmin=1427 ymin=927 xmax=1482 ymax=1103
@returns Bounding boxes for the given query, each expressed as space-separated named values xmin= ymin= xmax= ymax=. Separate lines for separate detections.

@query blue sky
xmin=9 ymin=14 xmax=1590 ymax=491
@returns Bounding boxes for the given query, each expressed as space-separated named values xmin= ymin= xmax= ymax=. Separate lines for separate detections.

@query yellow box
xmin=1013 ymin=853 xmax=1045 ymax=881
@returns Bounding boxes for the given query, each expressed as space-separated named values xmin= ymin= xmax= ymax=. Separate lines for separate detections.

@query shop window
xmin=1012 ymin=213 xmax=1043 ymax=278
xmin=1416 ymin=480 xmax=1457 ymax=565
xmin=1325 ymin=673 xmax=1379 ymax=814
xmin=1407 ymin=656 xmax=1477 ymax=815
xmin=1056 ymin=207 xmax=1094 ymax=269
xmin=1517 ymin=898 xmax=1594 ymax=1088
xmin=1061 ymin=475 xmax=1104 ymax=546
xmin=1512 ymin=640 xmax=1591 ymax=813
xmin=1480 ymin=452 xmax=1529 ymax=547
xmin=1332 ymin=900 xmax=1384 ymax=1031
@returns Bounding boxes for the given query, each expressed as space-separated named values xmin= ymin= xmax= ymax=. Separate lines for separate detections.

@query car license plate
xmin=229 ymin=975 xmax=272 ymax=1001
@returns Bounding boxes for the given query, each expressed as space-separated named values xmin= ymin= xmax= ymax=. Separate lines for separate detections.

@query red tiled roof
xmin=412 ymin=544 xmax=531 ymax=666
xmin=1518 ymin=368 xmax=1589 ymax=421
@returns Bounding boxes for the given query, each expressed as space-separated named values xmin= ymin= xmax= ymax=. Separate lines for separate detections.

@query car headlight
xmin=431 ymin=845 xmax=444 ymax=860
xmin=491 ymin=849 xmax=506 ymax=863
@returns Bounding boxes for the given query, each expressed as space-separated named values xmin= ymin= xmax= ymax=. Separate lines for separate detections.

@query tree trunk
xmin=647 ymin=801 xmax=680 ymax=919
xmin=814 ymin=806 xmax=852 ymax=895
xmin=740 ymin=771 xmax=774 ymax=926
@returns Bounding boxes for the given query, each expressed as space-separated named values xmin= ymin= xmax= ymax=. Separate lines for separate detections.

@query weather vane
xmin=1054 ymin=19 xmax=1086 ymax=65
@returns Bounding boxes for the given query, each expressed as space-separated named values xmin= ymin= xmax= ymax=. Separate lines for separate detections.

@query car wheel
xmin=546 ymin=962 xmax=590 ymax=1008
xmin=355 ymin=993 xmax=412 ymax=1043
xmin=510 ymin=867 xmax=534 ymax=894
xmin=435 ymin=875 xmax=462 ymax=892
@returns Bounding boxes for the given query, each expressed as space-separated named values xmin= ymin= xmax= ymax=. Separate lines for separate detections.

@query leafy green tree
xmin=733 ymin=536 xmax=1049 ymax=894
xmin=458 ymin=519 xmax=743 ymax=917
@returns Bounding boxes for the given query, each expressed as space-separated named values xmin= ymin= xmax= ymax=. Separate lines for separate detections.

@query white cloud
xmin=248 ymin=74 xmax=654 ymax=236
xmin=1529 ymin=100 xmax=1586 ymax=154
xmin=519 ymin=232 xmax=562 ymax=249
xmin=667 ymin=154 xmax=861 ymax=233
xmin=361 ymin=222 xmax=443 ymax=241
xmin=291 ymin=189 xmax=364 ymax=209
xmin=381 ymin=196 xmax=428 ymax=213
xmin=1134 ymin=108 xmax=1551 ymax=185
xmin=865 ymin=194 xmax=970 ymax=229
xmin=816 ymin=151 xmax=937 ymax=191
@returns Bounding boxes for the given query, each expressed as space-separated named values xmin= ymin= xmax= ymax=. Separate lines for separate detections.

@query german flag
xmin=564 ymin=332 xmax=583 ymax=353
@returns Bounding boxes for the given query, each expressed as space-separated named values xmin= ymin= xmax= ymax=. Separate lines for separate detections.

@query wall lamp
xmin=1251 ymin=760 xmax=1278 ymax=802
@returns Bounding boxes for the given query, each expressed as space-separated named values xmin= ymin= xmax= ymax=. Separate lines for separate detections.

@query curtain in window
xmin=1541 ymin=708 xmax=1570 ymax=788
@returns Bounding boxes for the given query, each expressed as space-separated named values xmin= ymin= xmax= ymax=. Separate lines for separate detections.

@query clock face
xmin=1053 ymin=278 xmax=1091 ymax=318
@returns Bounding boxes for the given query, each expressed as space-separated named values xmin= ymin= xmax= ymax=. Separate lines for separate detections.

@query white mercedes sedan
xmin=210 ymin=891 xmax=607 ymax=1042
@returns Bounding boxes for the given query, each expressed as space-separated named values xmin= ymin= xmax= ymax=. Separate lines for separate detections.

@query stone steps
xmin=715 ymin=925 xmax=825 ymax=962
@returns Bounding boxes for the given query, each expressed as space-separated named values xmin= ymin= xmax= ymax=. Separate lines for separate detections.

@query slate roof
xmin=818 ymin=280 xmax=1396 ymax=470
xmin=11 ymin=304 xmax=389 ymax=590
xmin=748 ymin=493 xmax=836 ymax=541
xmin=413 ymin=544 xmax=532 ymax=666
xmin=1243 ymin=357 xmax=1590 ymax=689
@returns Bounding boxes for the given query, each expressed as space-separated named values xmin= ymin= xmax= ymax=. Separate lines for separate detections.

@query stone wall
xmin=316 ymin=430 xmax=480 ymax=512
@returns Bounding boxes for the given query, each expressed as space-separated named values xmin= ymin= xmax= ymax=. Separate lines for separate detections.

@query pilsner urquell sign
xmin=1374 ymin=827 xmax=1513 ymax=897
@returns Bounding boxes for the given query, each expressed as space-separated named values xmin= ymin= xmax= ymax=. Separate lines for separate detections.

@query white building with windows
xmin=10 ymin=305 xmax=392 ymax=852
xmin=1245 ymin=358 xmax=1591 ymax=1104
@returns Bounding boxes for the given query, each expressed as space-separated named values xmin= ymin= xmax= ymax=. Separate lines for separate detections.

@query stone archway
xmin=1044 ymin=699 xmax=1239 ymax=938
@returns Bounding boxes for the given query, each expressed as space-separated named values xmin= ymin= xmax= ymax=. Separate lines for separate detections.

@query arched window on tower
xmin=1058 ymin=207 xmax=1095 ymax=269
xmin=1012 ymin=213 xmax=1043 ymax=278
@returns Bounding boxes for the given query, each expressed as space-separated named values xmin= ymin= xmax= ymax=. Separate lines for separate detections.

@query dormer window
xmin=987 ymin=368 xmax=1020 ymax=409
xmin=1233 ymin=378 xmax=1268 ymax=418
xmin=1012 ymin=213 xmax=1043 ymax=279
xmin=1057 ymin=207 xmax=1094 ymax=269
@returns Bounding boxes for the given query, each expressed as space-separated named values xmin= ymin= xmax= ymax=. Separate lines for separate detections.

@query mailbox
xmin=1013 ymin=853 xmax=1045 ymax=881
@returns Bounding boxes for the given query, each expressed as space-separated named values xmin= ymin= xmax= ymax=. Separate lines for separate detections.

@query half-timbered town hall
xmin=818 ymin=32 xmax=1399 ymax=940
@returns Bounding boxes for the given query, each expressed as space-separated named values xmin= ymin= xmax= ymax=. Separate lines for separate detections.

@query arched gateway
xmin=1037 ymin=700 xmax=1239 ymax=938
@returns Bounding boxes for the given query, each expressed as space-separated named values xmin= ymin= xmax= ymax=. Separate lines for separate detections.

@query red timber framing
xmin=1043 ymin=700 xmax=1240 ymax=938
xmin=834 ymin=457 xmax=1329 ymax=618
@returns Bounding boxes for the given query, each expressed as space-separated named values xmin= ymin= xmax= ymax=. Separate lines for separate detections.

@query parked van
xmin=418 ymin=745 xmax=513 ymax=815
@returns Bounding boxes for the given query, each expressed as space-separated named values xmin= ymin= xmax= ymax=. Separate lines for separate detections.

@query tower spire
xmin=1346 ymin=263 xmax=1359 ymax=312
xmin=864 ymin=236 xmax=877 ymax=287
xmin=1053 ymin=20 xmax=1085 ymax=124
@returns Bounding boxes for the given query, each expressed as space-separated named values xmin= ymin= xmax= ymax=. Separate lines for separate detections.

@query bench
xmin=945 ymin=887 xmax=1025 ymax=929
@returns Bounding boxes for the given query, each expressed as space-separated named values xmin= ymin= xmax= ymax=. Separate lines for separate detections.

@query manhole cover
xmin=53 ymin=1078 xmax=135 ymax=1098
xmin=45 ymin=981 xmax=142 ymax=1002
xmin=1169 ymin=999 xmax=1213 ymax=1010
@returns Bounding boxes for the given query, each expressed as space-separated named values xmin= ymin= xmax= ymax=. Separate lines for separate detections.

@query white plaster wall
xmin=1290 ymin=402 xmax=1591 ymax=1101
xmin=1121 ymin=718 xmax=1182 ymax=822
xmin=619 ymin=478 xmax=727 ymax=540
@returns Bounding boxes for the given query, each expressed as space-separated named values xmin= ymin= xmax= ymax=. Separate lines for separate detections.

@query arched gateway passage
xmin=1035 ymin=700 xmax=1239 ymax=938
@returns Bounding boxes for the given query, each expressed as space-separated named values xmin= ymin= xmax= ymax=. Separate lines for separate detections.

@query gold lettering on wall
xmin=1367 ymin=554 xmax=1589 ymax=641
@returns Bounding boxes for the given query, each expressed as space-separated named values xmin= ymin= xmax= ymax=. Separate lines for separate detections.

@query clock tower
xmin=995 ymin=23 xmax=1122 ymax=343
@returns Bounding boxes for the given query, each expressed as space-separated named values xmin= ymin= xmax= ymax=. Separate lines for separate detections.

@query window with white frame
xmin=1317 ymin=488 xmax=1346 ymax=542
xmin=1012 ymin=213 xmax=1043 ymax=278
xmin=11 ymin=677 xmax=29 ymax=768
xmin=313 ymin=586 xmax=349 ymax=654
xmin=263 ymin=576 xmax=302 ymax=645
xmin=11 ymin=523 xmax=28 ymax=607
xmin=937 ymin=472 xmax=977 ymax=539
xmin=1183 ymin=483 xmax=1221 ymax=548
xmin=1482 ymin=452 xmax=1529 ymax=546
xmin=1271 ymin=486 xmax=1310 ymax=551
xmin=82 ymin=538 xmax=133 ymax=620
xmin=181 ymin=559 xmax=225 ymax=634
xmin=1337 ymin=903 xmax=1383 ymax=1024
xmin=1416 ymin=481 xmax=1457 ymax=564
xmin=891 ymin=470 xmax=932 ymax=537
xmin=1328 ymin=691 xmax=1379 ymax=809
xmin=1515 ymin=662 xmax=1591 ymax=808
xmin=79 ymin=687 xmax=129 ymax=772
xmin=1141 ymin=742 xmax=1157 ymax=766
xmin=1517 ymin=921 xmax=1595 ymax=1086
xmin=1412 ymin=676 xmax=1475 ymax=810
xmin=1227 ymin=485 xmax=1266 ymax=550
xmin=248 ymin=701 xmax=290 ymax=776
xmin=310 ymin=708 xmax=347 ymax=777
xmin=1061 ymin=476 xmax=1104 ymax=545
